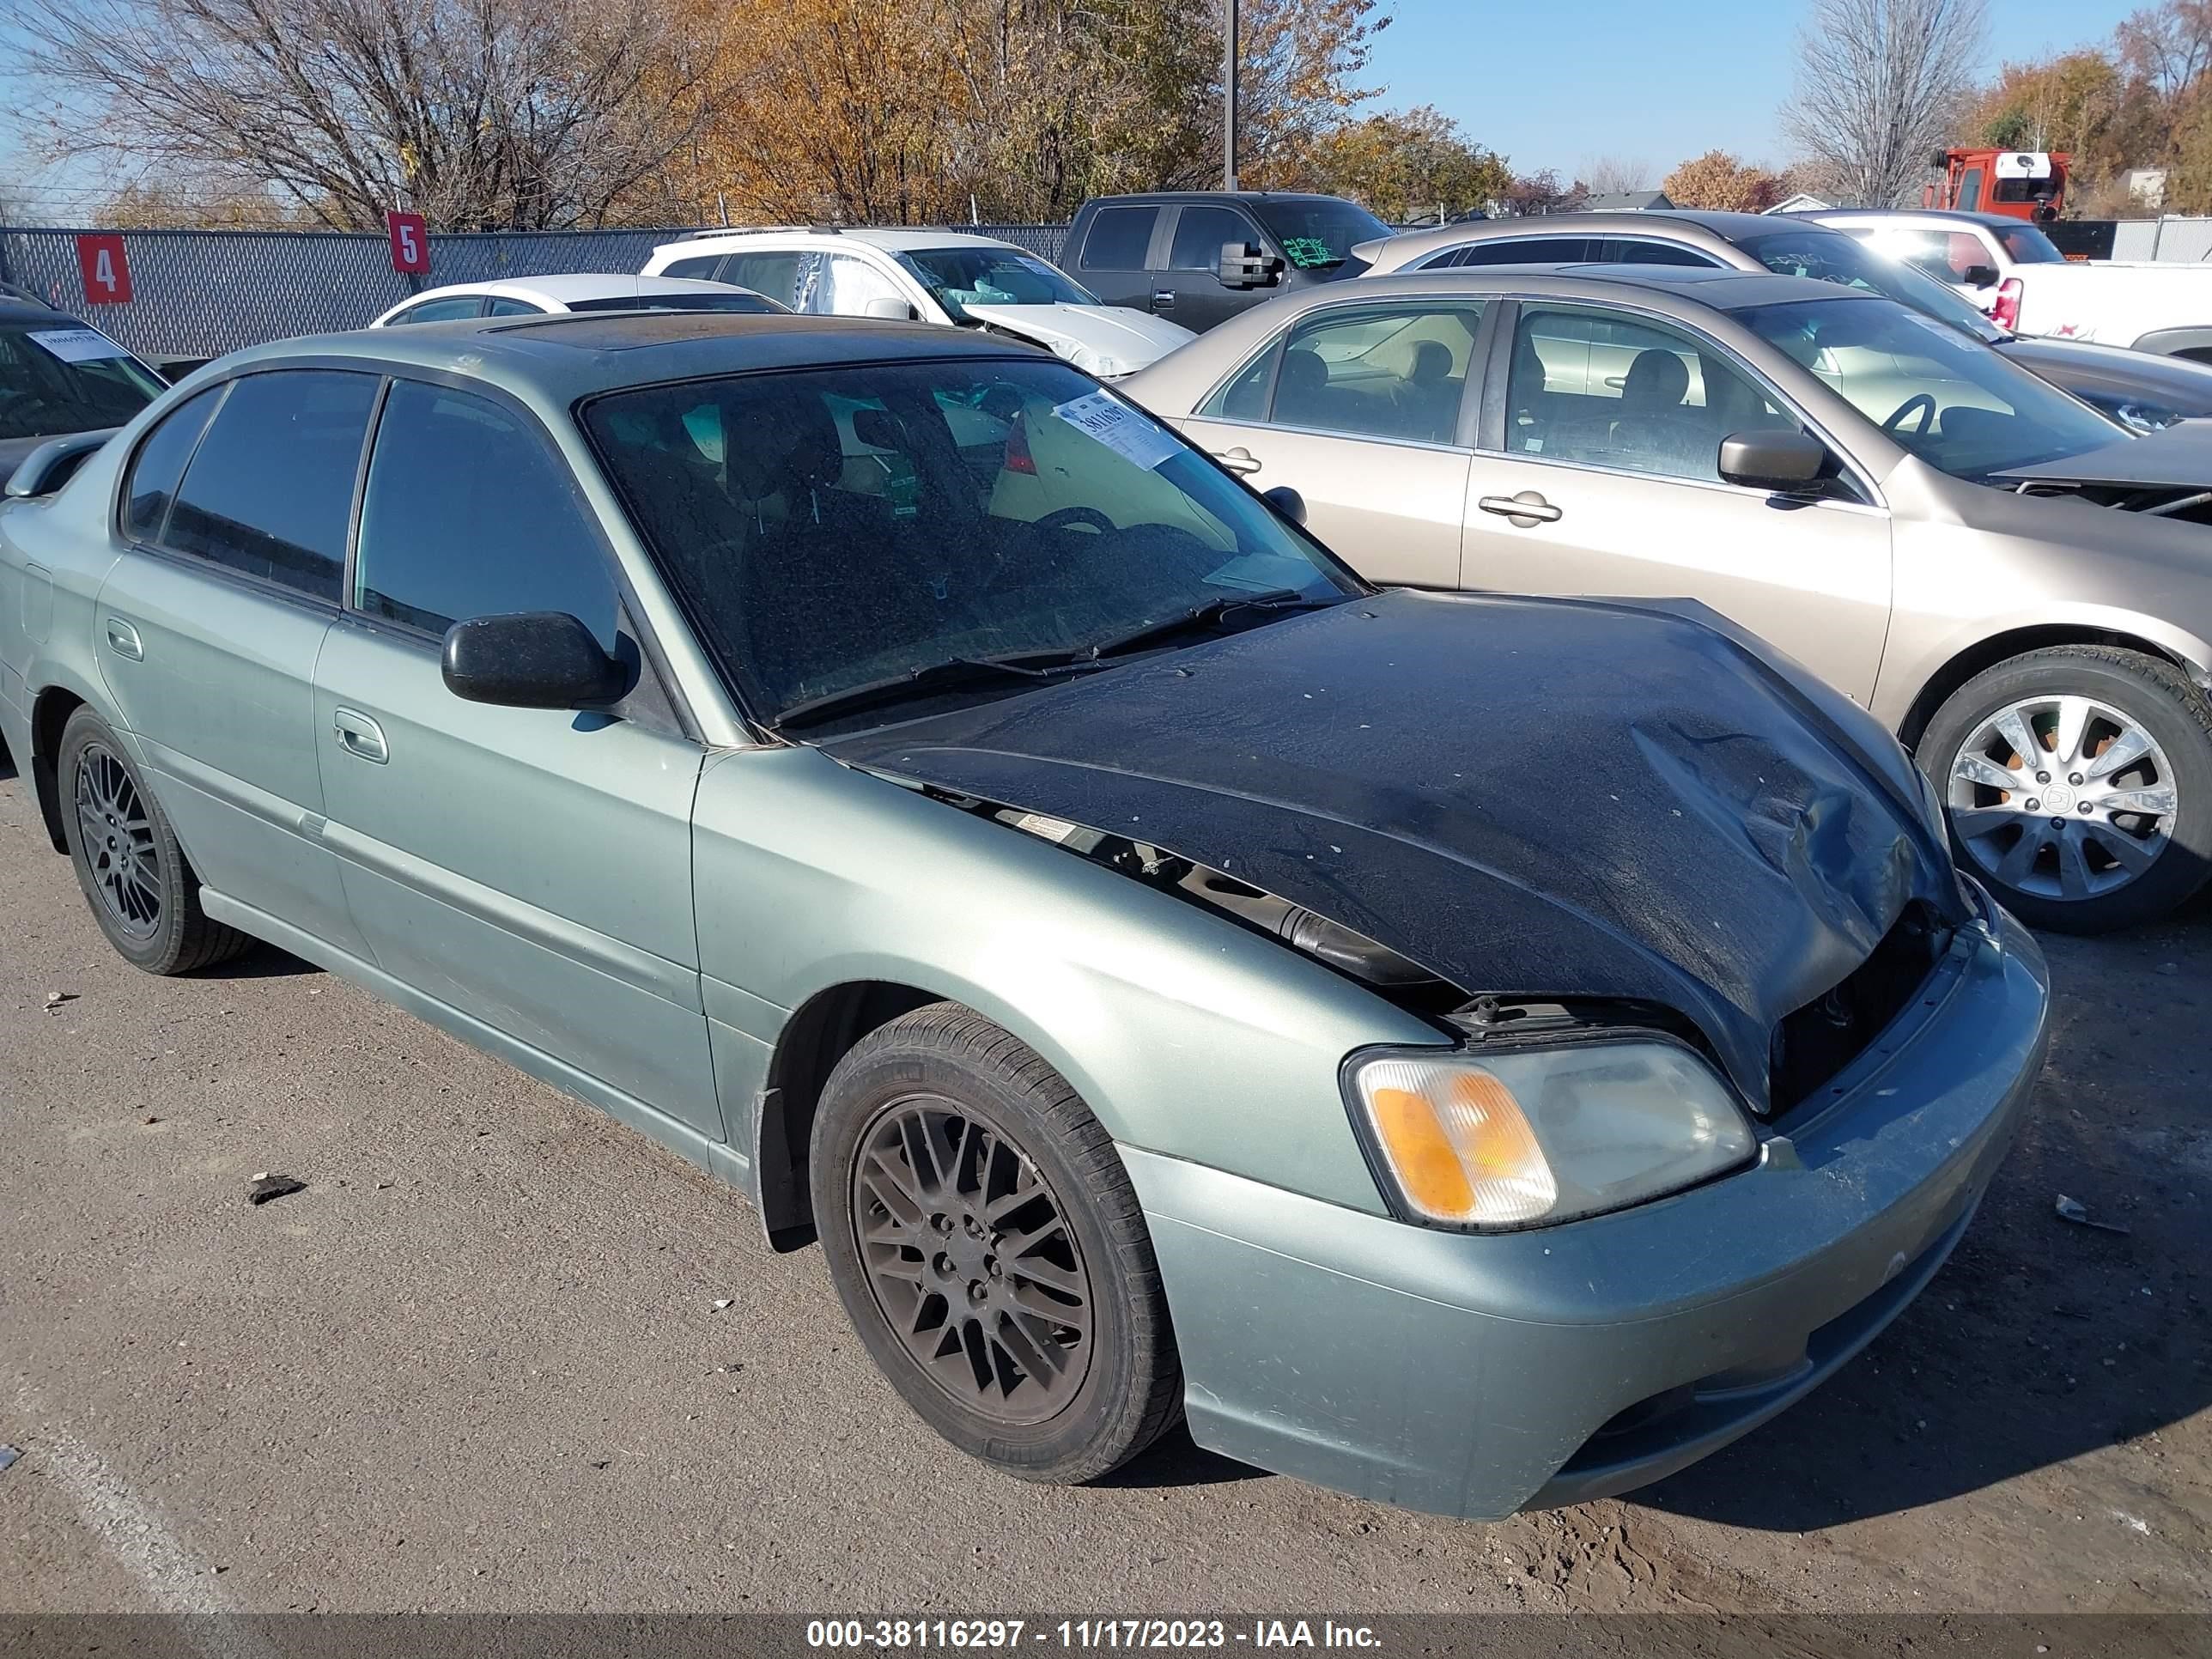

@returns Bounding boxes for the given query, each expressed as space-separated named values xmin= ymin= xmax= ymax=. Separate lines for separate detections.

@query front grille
xmin=1768 ymin=902 xmax=1948 ymax=1113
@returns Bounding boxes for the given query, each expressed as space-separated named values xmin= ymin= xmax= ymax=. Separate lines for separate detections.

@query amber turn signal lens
xmin=1368 ymin=1086 xmax=1476 ymax=1216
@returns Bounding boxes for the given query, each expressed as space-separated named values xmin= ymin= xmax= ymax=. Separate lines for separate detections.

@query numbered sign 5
xmin=74 ymin=234 xmax=133 ymax=305
xmin=386 ymin=211 xmax=430 ymax=276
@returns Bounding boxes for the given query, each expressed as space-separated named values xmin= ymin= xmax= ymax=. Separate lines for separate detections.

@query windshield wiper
xmin=1078 ymin=589 xmax=1340 ymax=661
xmin=769 ymin=653 xmax=1110 ymax=731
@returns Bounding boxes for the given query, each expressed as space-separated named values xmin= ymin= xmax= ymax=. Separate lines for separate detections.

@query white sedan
xmin=371 ymin=273 xmax=786 ymax=327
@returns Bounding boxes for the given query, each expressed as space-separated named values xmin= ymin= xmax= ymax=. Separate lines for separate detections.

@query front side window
xmin=1741 ymin=296 xmax=2120 ymax=481
xmin=1996 ymin=224 xmax=2066 ymax=264
xmin=792 ymin=253 xmax=909 ymax=317
xmin=1168 ymin=207 xmax=1260 ymax=271
xmin=1505 ymin=306 xmax=1796 ymax=483
xmin=893 ymin=247 xmax=1098 ymax=316
xmin=1600 ymin=238 xmax=1718 ymax=267
xmin=0 ymin=322 xmax=165 ymax=441
xmin=122 ymin=386 xmax=222 ymax=542
xmin=1267 ymin=304 xmax=1484 ymax=445
xmin=1251 ymin=198 xmax=1393 ymax=270
xmin=164 ymin=370 xmax=378 ymax=600
xmin=483 ymin=297 xmax=544 ymax=317
xmin=1079 ymin=206 xmax=1159 ymax=270
xmin=1735 ymin=226 xmax=2006 ymax=343
xmin=583 ymin=359 xmax=1356 ymax=725
xmin=386 ymin=296 xmax=485 ymax=325
xmin=355 ymin=380 xmax=617 ymax=648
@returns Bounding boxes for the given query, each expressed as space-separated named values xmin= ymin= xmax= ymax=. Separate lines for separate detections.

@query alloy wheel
xmin=73 ymin=742 xmax=162 ymax=939
xmin=849 ymin=1096 xmax=1093 ymax=1425
xmin=1947 ymin=693 xmax=2177 ymax=902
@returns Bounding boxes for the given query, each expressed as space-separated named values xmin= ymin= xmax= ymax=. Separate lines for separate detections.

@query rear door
xmin=1068 ymin=204 xmax=1163 ymax=312
xmin=312 ymin=374 xmax=721 ymax=1138
xmin=1175 ymin=297 xmax=1489 ymax=588
xmin=94 ymin=368 xmax=378 ymax=956
xmin=1458 ymin=299 xmax=1893 ymax=703
xmin=1156 ymin=204 xmax=1267 ymax=332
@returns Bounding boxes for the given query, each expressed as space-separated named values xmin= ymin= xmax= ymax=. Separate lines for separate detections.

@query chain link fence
xmin=0 ymin=222 xmax=1070 ymax=363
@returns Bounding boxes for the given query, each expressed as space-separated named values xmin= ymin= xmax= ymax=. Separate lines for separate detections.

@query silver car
xmin=1125 ymin=265 xmax=2212 ymax=933
xmin=0 ymin=312 xmax=2046 ymax=1519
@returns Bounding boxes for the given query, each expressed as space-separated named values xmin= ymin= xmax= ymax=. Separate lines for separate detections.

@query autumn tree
xmin=1502 ymin=167 xmax=1587 ymax=216
xmin=1582 ymin=155 xmax=1653 ymax=195
xmin=5 ymin=0 xmax=728 ymax=230
xmin=1661 ymin=150 xmax=1790 ymax=211
xmin=1291 ymin=106 xmax=1511 ymax=221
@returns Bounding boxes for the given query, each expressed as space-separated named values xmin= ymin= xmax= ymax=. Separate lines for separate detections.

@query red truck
xmin=1924 ymin=148 xmax=2069 ymax=221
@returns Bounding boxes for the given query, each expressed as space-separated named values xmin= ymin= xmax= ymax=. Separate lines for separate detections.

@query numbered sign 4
xmin=74 ymin=234 xmax=133 ymax=305
xmin=386 ymin=211 xmax=430 ymax=276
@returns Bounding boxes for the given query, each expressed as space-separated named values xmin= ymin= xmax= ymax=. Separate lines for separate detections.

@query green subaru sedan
xmin=0 ymin=313 xmax=2050 ymax=1519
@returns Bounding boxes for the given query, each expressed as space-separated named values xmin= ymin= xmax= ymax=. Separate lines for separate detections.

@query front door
xmin=312 ymin=375 xmax=720 ymax=1138
xmin=94 ymin=369 xmax=379 ymax=957
xmin=1156 ymin=204 xmax=1268 ymax=333
xmin=1175 ymin=298 xmax=1489 ymax=588
xmin=1460 ymin=301 xmax=1893 ymax=704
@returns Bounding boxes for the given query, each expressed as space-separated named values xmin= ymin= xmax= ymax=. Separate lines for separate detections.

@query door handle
xmin=331 ymin=707 xmax=388 ymax=764
xmin=1477 ymin=491 xmax=1562 ymax=526
xmin=1153 ymin=289 xmax=1176 ymax=308
xmin=1215 ymin=447 xmax=1262 ymax=476
xmin=103 ymin=617 xmax=143 ymax=660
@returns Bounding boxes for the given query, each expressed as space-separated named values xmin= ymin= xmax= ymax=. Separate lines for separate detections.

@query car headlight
xmin=1346 ymin=1041 xmax=1755 ymax=1230
xmin=1067 ymin=344 xmax=1129 ymax=378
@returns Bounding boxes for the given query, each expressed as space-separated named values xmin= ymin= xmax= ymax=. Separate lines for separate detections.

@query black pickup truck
xmin=1059 ymin=191 xmax=1392 ymax=333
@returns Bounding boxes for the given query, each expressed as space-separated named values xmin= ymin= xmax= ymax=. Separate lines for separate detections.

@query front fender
xmin=690 ymin=743 xmax=1444 ymax=1214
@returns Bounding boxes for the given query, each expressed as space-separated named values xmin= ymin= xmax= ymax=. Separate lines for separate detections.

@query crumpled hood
xmin=1992 ymin=416 xmax=2212 ymax=490
xmin=962 ymin=302 xmax=1195 ymax=372
xmin=823 ymin=590 xmax=1960 ymax=1111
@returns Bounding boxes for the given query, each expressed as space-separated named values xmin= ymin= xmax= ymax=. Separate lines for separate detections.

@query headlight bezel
xmin=1339 ymin=1028 xmax=1761 ymax=1235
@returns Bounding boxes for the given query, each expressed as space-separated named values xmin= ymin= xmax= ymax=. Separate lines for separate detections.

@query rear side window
xmin=386 ymin=296 xmax=484 ymax=325
xmin=1079 ymin=206 xmax=1159 ymax=270
xmin=483 ymin=296 xmax=543 ymax=317
xmin=723 ymin=252 xmax=806 ymax=307
xmin=1451 ymin=237 xmax=1597 ymax=265
xmin=354 ymin=379 xmax=618 ymax=649
xmin=122 ymin=386 xmax=222 ymax=543
xmin=1169 ymin=206 xmax=1256 ymax=270
xmin=659 ymin=255 xmax=724 ymax=280
xmin=164 ymin=371 xmax=379 ymax=600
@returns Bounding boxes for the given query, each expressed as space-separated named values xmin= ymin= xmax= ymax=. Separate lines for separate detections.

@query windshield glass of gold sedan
xmin=1741 ymin=297 xmax=2121 ymax=481
xmin=585 ymin=359 xmax=1356 ymax=723
xmin=0 ymin=322 xmax=164 ymax=441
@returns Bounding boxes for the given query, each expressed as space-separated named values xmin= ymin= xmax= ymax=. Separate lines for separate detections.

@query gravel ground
xmin=2 ymin=750 xmax=2207 ymax=1618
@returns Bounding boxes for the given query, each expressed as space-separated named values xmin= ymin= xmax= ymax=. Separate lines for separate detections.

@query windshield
xmin=0 ymin=322 xmax=164 ymax=441
xmin=1996 ymin=225 xmax=2066 ymax=264
xmin=894 ymin=248 xmax=1100 ymax=317
xmin=568 ymin=293 xmax=787 ymax=314
xmin=1252 ymin=199 xmax=1393 ymax=270
xmin=1735 ymin=226 xmax=2007 ymax=343
xmin=1741 ymin=297 xmax=2122 ymax=481
xmin=584 ymin=358 xmax=1357 ymax=726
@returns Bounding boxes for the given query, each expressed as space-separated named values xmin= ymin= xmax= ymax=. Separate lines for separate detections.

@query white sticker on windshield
xmin=1051 ymin=390 xmax=1181 ymax=471
xmin=27 ymin=327 xmax=131 ymax=364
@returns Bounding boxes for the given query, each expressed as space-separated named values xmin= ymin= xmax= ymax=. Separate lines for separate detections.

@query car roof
xmin=1079 ymin=191 xmax=1352 ymax=207
xmin=658 ymin=228 xmax=1025 ymax=255
xmin=1808 ymin=207 xmax=2021 ymax=230
xmin=410 ymin=273 xmax=757 ymax=303
xmin=213 ymin=310 xmax=1056 ymax=401
xmin=0 ymin=301 xmax=83 ymax=326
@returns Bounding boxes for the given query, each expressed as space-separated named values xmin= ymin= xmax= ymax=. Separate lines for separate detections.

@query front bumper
xmin=1125 ymin=908 xmax=2050 ymax=1520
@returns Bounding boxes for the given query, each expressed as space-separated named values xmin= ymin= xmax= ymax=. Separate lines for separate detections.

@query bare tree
xmin=4 ymin=0 xmax=729 ymax=230
xmin=1784 ymin=0 xmax=1988 ymax=208
xmin=1581 ymin=154 xmax=1653 ymax=194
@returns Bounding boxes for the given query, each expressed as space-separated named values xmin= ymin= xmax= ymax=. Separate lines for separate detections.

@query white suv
xmin=642 ymin=228 xmax=1194 ymax=376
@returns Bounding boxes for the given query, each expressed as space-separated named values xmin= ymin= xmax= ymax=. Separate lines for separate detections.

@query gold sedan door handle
xmin=1477 ymin=490 xmax=1562 ymax=527
xmin=1214 ymin=447 xmax=1263 ymax=476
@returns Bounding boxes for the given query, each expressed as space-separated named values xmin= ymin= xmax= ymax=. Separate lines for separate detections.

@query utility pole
xmin=1223 ymin=0 xmax=1239 ymax=191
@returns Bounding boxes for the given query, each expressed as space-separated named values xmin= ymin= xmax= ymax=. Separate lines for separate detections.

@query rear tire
xmin=811 ymin=1002 xmax=1182 ymax=1484
xmin=58 ymin=707 xmax=252 ymax=975
xmin=1917 ymin=646 xmax=2212 ymax=933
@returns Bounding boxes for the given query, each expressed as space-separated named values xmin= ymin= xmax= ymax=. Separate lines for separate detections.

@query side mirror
xmin=1261 ymin=484 xmax=1307 ymax=526
xmin=1217 ymin=242 xmax=1285 ymax=290
xmin=863 ymin=296 xmax=919 ymax=320
xmin=442 ymin=612 xmax=624 ymax=709
xmin=1960 ymin=264 xmax=1999 ymax=289
xmin=1717 ymin=428 xmax=1829 ymax=493
xmin=3 ymin=428 xmax=115 ymax=499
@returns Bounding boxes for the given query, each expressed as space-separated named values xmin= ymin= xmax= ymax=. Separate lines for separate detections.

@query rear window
xmin=1079 ymin=206 xmax=1159 ymax=270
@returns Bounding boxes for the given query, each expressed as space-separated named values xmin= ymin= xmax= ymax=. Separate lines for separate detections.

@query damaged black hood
xmin=1990 ymin=416 xmax=2212 ymax=492
xmin=822 ymin=590 xmax=1961 ymax=1110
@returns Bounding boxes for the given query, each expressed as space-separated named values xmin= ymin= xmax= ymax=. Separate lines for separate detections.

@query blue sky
xmin=1362 ymin=0 xmax=2146 ymax=178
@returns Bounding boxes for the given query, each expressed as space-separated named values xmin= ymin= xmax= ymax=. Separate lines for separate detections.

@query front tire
xmin=57 ymin=707 xmax=252 ymax=975
xmin=811 ymin=1003 xmax=1182 ymax=1484
xmin=1918 ymin=646 xmax=2212 ymax=933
